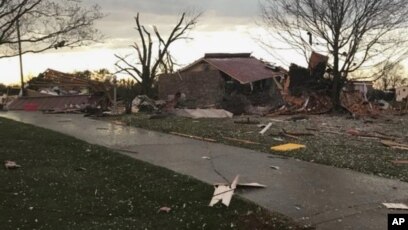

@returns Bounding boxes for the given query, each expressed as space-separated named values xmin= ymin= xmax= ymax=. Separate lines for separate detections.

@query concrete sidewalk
xmin=1 ymin=111 xmax=407 ymax=229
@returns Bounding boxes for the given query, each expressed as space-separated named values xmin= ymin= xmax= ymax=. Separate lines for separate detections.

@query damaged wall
xmin=158 ymin=70 xmax=225 ymax=107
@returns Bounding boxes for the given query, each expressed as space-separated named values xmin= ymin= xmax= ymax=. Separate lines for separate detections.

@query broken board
xmin=383 ymin=203 xmax=408 ymax=210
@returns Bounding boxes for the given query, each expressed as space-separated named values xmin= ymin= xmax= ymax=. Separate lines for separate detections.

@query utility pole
xmin=113 ymin=76 xmax=117 ymax=114
xmin=17 ymin=18 xmax=24 ymax=97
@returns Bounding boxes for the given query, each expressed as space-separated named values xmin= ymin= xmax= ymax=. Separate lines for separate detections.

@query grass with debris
xmin=0 ymin=117 xmax=308 ymax=230
xmin=106 ymin=113 xmax=408 ymax=182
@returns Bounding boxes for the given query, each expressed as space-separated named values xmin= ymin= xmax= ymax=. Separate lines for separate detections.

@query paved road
xmin=1 ymin=111 xmax=407 ymax=229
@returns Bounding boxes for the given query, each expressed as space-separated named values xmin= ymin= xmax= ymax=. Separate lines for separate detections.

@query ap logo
xmin=388 ymin=214 xmax=408 ymax=230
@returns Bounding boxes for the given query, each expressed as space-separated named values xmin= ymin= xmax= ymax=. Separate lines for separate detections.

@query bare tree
xmin=372 ymin=62 xmax=407 ymax=90
xmin=115 ymin=12 xmax=201 ymax=97
xmin=0 ymin=0 xmax=103 ymax=58
xmin=260 ymin=0 xmax=408 ymax=109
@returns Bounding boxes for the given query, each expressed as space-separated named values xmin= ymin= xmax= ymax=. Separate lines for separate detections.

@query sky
xmin=0 ymin=0 xmax=306 ymax=85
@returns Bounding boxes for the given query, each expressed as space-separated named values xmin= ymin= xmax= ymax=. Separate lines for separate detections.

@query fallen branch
xmin=347 ymin=129 xmax=396 ymax=140
xmin=279 ymin=131 xmax=301 ymax=140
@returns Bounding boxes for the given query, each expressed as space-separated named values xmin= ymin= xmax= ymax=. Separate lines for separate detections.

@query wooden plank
xmin=391 ymin=160 xmax=408 ymax=164
xmin=222 ymin=137 xmax=260 ymax=145
xmin=259 ymin=122 xmax=272 ymax=135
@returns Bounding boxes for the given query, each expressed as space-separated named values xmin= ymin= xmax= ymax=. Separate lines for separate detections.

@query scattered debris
xmin=209 ymin=175 xmax=239 ymax=207
xmin=4 ymin=160 xmax=21 ymax=169
xmin=157 ymin=206 xmax=172 ymax=213
xmin=270 ymin=166 xmax=280 ymax=170
xmin=259 ymin=122 xmax=272 ymax=135
xmin=202 ymin=156 xmax=211 ymax=160
xmin=271 ymin=143 xmax=306 ymax=152
xmin=170 ymin=132 xmax=217 ymax=142
xmin=223 ymin=137 xmax=260 ymax=145
xmin=340 ymin=91 xmax=380 ymax=118
xmin=382 ymin=203 xmax=408 ymax=210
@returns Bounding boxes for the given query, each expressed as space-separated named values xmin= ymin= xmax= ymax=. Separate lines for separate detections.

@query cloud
xmin=87 ymin=0 xmax=263 ymax=50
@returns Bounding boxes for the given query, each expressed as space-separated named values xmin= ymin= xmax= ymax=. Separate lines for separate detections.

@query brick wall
xmin=158 ymin=70 xmax=225 ymax=107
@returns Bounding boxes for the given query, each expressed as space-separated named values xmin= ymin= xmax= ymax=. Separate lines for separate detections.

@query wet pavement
xmin=1 ymin=111 xmax=407 ymax=229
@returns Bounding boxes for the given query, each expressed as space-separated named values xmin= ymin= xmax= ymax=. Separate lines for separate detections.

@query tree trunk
xmin=331 ymin=45 xmax=343 ymax=112
xmin=141 ymin=77 xmax=153 ymax=97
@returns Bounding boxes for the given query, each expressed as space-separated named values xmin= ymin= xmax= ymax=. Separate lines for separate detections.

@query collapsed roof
xmin=179 ymin=53 xmax=287 ymax=84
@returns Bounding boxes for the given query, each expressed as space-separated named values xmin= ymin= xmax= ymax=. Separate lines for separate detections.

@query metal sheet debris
xmin=271 ymin=143 xmax=306 ymax=152
xmin=209 ymin=175 xmax=239 ymax=207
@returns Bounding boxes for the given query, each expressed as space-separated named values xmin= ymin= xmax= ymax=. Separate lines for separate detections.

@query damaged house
xmin=7 ymin=69 xmax=113 ymax=112
xmin=158 ymin=53 xmax=287 ymax=114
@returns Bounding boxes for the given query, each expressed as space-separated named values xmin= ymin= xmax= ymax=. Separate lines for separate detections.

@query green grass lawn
xmin=107 ymin=113 xmax=408 ymax=183
xmin=0 ymin=117 xmax=308 ymax=230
